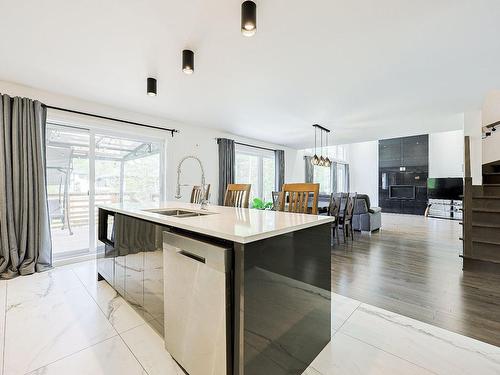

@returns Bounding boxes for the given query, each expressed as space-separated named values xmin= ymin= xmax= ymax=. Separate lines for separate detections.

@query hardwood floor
xmin=332 ymin=213 xmax=500 ymax=347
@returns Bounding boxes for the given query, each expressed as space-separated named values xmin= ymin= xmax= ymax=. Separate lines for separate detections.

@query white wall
xmin=429 ymin=130 xmax=464 ymax=178
xmin=348 ymin=141 xmax=379 ymax=206
xmin=482 ymin=90 xmax=500 ymax=165
xmin=0 ymin=80 xmax=301 ymax=203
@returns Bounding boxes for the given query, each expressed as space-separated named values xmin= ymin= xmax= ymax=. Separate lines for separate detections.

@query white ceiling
xmin=1 ymin=0 xmax=500 ymax=148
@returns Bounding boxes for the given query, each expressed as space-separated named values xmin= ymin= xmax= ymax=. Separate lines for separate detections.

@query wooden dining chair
xmin=190 ymin=184 xmax=210 ymax=204
xmin=223 ymin=184 xmax=251 ymax=208
xmin=279 ymin=183 xmax=320 ymax=215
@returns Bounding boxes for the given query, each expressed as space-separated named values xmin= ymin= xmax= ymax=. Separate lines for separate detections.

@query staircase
xmin=463 ymin=148 xmax=500 ymax=270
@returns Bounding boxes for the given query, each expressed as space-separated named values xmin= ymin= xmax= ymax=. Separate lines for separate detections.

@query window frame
xmin=235 ymin=144 xmax=276 ymax=201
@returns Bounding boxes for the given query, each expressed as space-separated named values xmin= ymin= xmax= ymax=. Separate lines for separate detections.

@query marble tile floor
xmin=0 ymin=260 xmax=499 ymax=375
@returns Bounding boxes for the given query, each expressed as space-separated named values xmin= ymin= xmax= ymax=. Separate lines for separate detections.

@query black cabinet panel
xmin=402 ymin=135 xmax=429 ymax=168
xmin=416 ymin=186 xmax=428 ymax=201
xmin=379 ymin=138 xmax=402 ymax=168
xmin=401 ymin=200 xmax=416 ymax=215
xmin=378 ymin=135 xmax=429 ymax=215
xmin=379 ymin=198 xmax=402 ymax=213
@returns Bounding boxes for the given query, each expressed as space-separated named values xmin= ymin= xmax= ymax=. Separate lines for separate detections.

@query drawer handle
xmin=178 ymin=250 xmax=206 ymax=264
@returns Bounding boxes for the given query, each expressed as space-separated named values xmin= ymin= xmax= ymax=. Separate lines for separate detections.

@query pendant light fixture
xmin=319 ymin=130 xmax=325 ymax=166
xmin=324 ymin=131 xmax=332 ymax=167
xmin=311 ymin=124 xmax=331 ymax=167
xmin=312 ymin=125 xmax=320 ymax=165
xmin=241 ymin=1 xmax=257 ymax=37
xmin=182 ymin=50 xmax=194 ymax=74
xmin=147 ymin=77 xmax=157 ymax=96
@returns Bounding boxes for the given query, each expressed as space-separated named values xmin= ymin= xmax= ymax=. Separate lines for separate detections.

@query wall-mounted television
xmin=389 ymin=185 xmax=416 ymax=199
xmin=427 ymin=178 xmax=463 ymax=200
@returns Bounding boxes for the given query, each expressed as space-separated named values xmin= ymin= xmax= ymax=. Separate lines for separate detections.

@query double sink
xmin=144 ymin=208 xmax=215 ymax=218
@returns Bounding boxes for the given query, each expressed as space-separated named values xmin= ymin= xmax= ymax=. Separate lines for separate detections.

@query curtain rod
xmin=235 ymin=141 xmax=277 ymax=152
xmin=216 ymin=138 xmax=279 ymax=152
xmin=43 ymin=105 xmax=179 ymax=137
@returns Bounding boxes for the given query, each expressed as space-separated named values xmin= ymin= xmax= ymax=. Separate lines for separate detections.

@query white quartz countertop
xmin=97 ymin=201 xmax=333 ymax=244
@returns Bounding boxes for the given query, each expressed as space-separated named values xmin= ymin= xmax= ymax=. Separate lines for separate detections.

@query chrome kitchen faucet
xmin=174 ymin=155 xmax=209 ymax=210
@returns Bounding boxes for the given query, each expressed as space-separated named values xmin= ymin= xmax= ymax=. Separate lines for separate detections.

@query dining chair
xmin=339 ymin=193 xmax=357 ymax=242
xmin=327 ymin=194 xmax=341 ymax=245
xmin=190 ymin=184 xmax=210 ymax=204
xmin=271 ymin=191 xmax=282 ymax=211
xmin=279 ymin=183 xmax=320 ymax=214
xmin=223 ymin=184 xmax=251 ymax=208
xmin=338 ymin=192 xmax=349 ymax=217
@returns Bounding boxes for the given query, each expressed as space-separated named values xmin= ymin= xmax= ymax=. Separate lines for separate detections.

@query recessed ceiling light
xmin=241 ymin=1 xmax=256 ymax=37
xmin=182 ymin=50 xmax=194 ymax=75
xmin=147 ymin=77 xmax=157 ymax=96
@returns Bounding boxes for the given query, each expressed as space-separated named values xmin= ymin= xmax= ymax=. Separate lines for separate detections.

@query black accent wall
xmin=379 ymin=134 xmax=429 ymax=215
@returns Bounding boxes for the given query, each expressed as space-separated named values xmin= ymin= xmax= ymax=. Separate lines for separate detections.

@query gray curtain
xmin=217 ymin=138 xmax=235 ymax=205
xmin=0 ymin=94 xmax=52 ymax=278
xmin=331 ymin=162 xmax=338 ymax=194
xmin=345 ymin=163 xmax=350 ymax=192
xmin=304 ymin=156 xmax=314 ymax=183
xmin=275 ymin=149 xmax=285 ymax=191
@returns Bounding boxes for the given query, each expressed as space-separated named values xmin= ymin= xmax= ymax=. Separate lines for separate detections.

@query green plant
xmin=252 ymin=197 xmax=273 ymax=210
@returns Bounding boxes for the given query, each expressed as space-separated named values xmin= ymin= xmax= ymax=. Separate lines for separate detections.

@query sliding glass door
xmin=46 ymin=124 xmax=165 ymax=261
xmin=46 ymin=125 xmax=91 ymax=259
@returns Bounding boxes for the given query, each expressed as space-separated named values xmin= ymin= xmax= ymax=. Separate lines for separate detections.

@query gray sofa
xmin=352 ymin=194 xmax=382 ymax=232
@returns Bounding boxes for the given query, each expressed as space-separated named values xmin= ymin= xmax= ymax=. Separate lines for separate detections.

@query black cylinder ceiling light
xmin=147 ymin=77 xmax=157 ymax=96
xmin=182 ymin=50 xmax=194 ymax=74
xmin=241 ymin=1 xmax=257 ymax=37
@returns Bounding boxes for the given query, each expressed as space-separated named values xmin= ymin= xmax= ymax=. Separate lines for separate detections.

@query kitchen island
xmin=97 ymin=202 xmax=333 ymax=375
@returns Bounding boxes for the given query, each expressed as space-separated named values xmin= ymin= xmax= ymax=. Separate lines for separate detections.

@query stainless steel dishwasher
xmin=163 ymin=231 xmax=232 ymax=375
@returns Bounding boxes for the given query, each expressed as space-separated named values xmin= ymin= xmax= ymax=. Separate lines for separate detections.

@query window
xmin=314 ymin=166 xmax=331 ymax=194
xmin=235 ymin=144 xmax=275 ymax=202
xmin=305 ymin=144 xmax=349 ymax=194
xmin=336 ymin=163 xmax=348 ymax=192
xmin=312 ymin=163 xmax=348 ymax=194
xmin=46 ymin=123 xmax=165 ymax=261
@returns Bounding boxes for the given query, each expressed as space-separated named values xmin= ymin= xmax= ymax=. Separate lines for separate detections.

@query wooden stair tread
xmin=483 ymin=172 xmax=500 ymax=175
xmin=483 ymin=183 xmax=500 ymax=187
xmin=472 ymin=196 xmax=500 ymax=199
xmin=472 ymin=208 xmax=500 ymax=213
xmin=472 ymin=239 xmax=500 ymax=246
xmin=472 ymin=223 xmax=500 ymax=228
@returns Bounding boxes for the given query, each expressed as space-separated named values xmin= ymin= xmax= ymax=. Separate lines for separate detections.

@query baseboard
xmin=462 ymin=257 xmax=500 ymax=274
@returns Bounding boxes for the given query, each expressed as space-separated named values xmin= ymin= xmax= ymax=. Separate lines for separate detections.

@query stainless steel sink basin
xmin=143 ymin=209 xmax=215 ymax=218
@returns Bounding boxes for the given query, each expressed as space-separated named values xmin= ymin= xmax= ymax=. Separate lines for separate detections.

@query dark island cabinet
xmin=98 ymin=210 xmax=165 ymax=334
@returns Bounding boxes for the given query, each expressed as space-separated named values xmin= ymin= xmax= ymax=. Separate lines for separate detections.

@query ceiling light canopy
xmin=241 ymin=1 xmax=257 ymax=37
xmin=147 ymin=77 xmax=157 ymax=96
xmin=182 ymin=50 xmax=194 ymax=74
